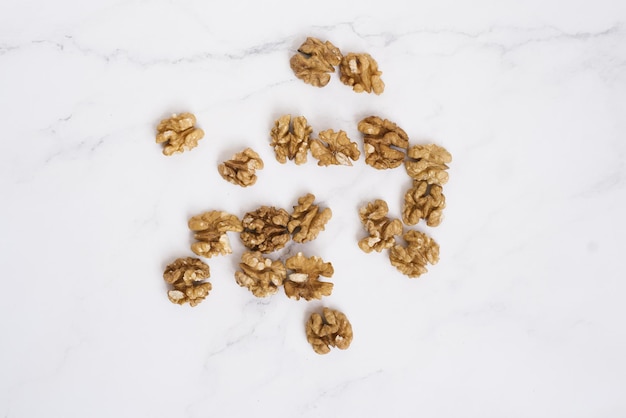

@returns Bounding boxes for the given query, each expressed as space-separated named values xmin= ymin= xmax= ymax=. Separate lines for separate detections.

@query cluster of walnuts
xmin=155 ymin=36 xmax=452 ymax=355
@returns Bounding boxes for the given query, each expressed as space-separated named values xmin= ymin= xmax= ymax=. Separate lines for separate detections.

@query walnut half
xmin=218 ymin=147 xmax=264 ymax=187
xmin=290 ymin=37 xmax=343 ymax=87
xmin=339 ymin=53 xmax=385 ymax=95
xmin=163 ymin=257 xmax=212 ymax=307
xmin=235 ymin=251 xmax=287 ymax=297
xmin=310 ymin=129 xmax=360 ymax=166
xmin=405 ymin=144 xmax=452 ymax=185
xmin=358 ymin=199 xmax=403 ymax=253
xmin=270 ymin=115 xmax=313 ymax=165
xmin=357 ymin=116 xmax=409 ymax=169
xmin=156 ymin=113 xmax=204 ymax=156
xmin=288 ymin=193 xmax=332 ymax=243
xmin=188 ymin=211 xmax=243 ymax=258
xmin=306 ymin=308 xmax=353 ymax=355
xmin=389 ymin=230 xmax=440 ymax=278
xmin=402 ymin=181 xmax=446 ymax=227
xmin=284 ymin=252 xmax=334 ymax=301
xmin=240 ymin=206 xmax=291 ymax=253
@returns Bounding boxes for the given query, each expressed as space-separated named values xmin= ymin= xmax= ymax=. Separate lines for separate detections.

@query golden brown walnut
xmin=284 ymin=252 xmax=334 ymax=301
xmin=306 ymin=308 xmax=353 ymax=355
xmin=310 ymin=129 xmax=360 ymax=166
xmin=405 ymin=144 xmax=452 ymax=185
xmin=290 ymin=37 xmax=343 ymax=87
xmin=163 ymin=257 xmax=212 ymax=307
xmin=270 ymin=115 xmax=313 ymax=165
xmin=357 ymin=116 xmax=409 ymax=169
xmin=402 ymin=181 xmax=446 ymax=227
xmin=218 ymin=147 xmax=264 ymax=187
xmin=188 ymin=211 xmax=244 ymax=258
xmin=288 ymin=193 xmax=332 ymax=243
xmin=389 ymin=230 xmax=440 ymax=278
xmin=358 ymin=199 xmax=403 ymax=253
xmin=235 ymin=251 xmax=287 ymax=297
xmin=240 ymin=206 xmax=291 ymax=253
xmin=339 ymin=53 xmax=385 ymax=94
xmin=156 ymin=113 xmax=205 ymax=156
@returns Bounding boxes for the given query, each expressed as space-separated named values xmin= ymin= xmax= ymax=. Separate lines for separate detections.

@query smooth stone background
xmin=1 ymin=0 xmax=625 ymax=416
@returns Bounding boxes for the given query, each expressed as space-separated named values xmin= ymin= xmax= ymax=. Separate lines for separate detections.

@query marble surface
xmin=1 ymin=0 xmax=626 ymax=416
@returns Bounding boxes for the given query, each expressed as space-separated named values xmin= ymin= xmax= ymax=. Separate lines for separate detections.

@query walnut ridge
xmin=290 ymin=37 xmax=343 ymax=87
xmin=235 ymin=252 xmax=287 ymax=297
xmin=218 ymin=147 xmax=264 ymax=187
xmin=156 ymin=113 xmax=204 ymax=156
xmin=188 ymin=211 xmax=244 ymax=258
xmin=306 ymin=308 xmax=353 ymax=354
xmin=270 ymin=114 xmax=313 ymax=165
xmin=358 ymin=116 xmax=409 ymax=169
xmin=358 ymin=199 xmax=403 ymax=253
xmin=163 ymin=257 xmax=212 ymax=306
xmin=402 ymin=181 xmax=446 ymax=227
xmin=288 ymin=193 xmax=332 ymax=243
xmin=284 ymin=252 xmax=334 ymax=301
xmin=339 ymin=53 xmax=385 ymax=94
xmin=240 ymin=206 xmax=291 ymax=253
xmin=310 ymin=129 xmax=360 ymax=166
xmin=389 ymin=230 xmax=440 ymax=278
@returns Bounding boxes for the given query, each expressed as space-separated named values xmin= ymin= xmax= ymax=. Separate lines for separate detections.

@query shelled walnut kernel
xmin=310 ymin=129 xmax=360 ymax=166
xmin=389 ymin=230 xmax=440 ymax=278
xmin=188 ymin=211 xmax=243 ymax=258
xmin=270 ymin=115 xmax=313 ymax=165
xmin=156 ymin=113 xmax=204 ymax=156
xmin=284 ymin=252 xmax=334 ymax=301
xmin=405 ymin=144 xmax=452 ymax=185
xmin=288 ymin=193 xmax=332 ymax=243
xmin=163 ymin=257 xmax=212 ymax=306
xmin=357 ymin=116 xmax=409 ymax=169
xmin=339 ymin=53 xmax=385 ymax=95
xmin=402 ymin=181 xmax=446 ymax=227
xmin=240 ymin=206 xmax=291 ymax=253
xmin=218 ymin=147 xmax=264 ymax=187
xmin=306 ymin=308 xmax=353 ymax=355
xmin=235 ymin=252 xmax=287 ymax=297
xmin=290 ymin=37 xmax=343 ymax=87
xmin=358 ymin=199 xmax=403 ymax=253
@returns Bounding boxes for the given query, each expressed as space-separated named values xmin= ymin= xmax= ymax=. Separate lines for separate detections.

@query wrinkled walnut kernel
xmin=284 ymin=252 xmax=334 ymax=301
xmin=288 ymin=193 xmax=332 ymax=243
xmin=358 ymin=199 xmax=403 ymax=253
xmin=405 ymin=144 xmax=452 ymax=185
xmin=339 ymin=53 xmax=385 ymax=95
xmin=270 ymin=115 xmax=313 ymax=165
xmin=218 ymin=147 xmax=264 ymax=187
xmin=306 ymin=308 xmax=353 ymax=355
xmin=240 ymin=206 xmax=291 ymax=253
xmin=235 ymin=252 xmax=287 ymax=297
xmin=357 ymin=116 xmax=409 ymax=169
xmin=310 ymin=130 xmax=360 ymax=166
xmin=163 ymin=257 xmax=212 ymax=307
xmin=402 ymin=181 xmax=446 ymax=227
xmin=156 ymin=113 xmax=204 ymax=156
xmin=389 ymin=230 xmax=440 ymax=278
xmin=290 ymin=37 xmax=343 ymax=87
xmin=188 ymin=211 xmax=243 ymax=258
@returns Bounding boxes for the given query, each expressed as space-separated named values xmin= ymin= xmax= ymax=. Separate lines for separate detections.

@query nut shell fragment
xmin=235 ymin=252 xmax=287 ymax=297
xmin=240 ymin=206 xmax=291 ymax=253
xmin=306 ymin=308 xmax=353 ymax=354
xmin=156 ymin=113 xmax=204 ymax=156
xmin=218 ymin=147 xmax=264 ymax=187
xmin=358 ymin=199 xmax=403 ymax=253
xmin=270 ymin=115 xmax=313 ymax=165
xmin=339 ymin=53 xmax=385 ymax=94
xmin=189 ymin=211 xmax=243 ymax=258
xmin=290 ymin=37 xmax=342 ymax=87
xmin=357 ymin=116 xmax=409 ymax=169
xmin=288 ymin=193 xmax=332 ymax=243
xmin=284 ymin=252 xmax=334 ymax=301
xmin=389 ymin=230 xmax=440 ymax=278
xmin=310 ymin=129 xmax=360 ymax=166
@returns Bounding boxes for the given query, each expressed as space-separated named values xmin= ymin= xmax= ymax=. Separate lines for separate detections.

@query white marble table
xmin=2 ymin=0 xmax=625 ymax=416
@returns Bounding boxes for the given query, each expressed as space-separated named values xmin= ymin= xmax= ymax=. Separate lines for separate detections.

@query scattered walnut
xmin=235 ymin=251 xmax=287 ymax=297
xmin=389 ymin=230 xmax=440 ymax=278
xmin=188 ymin=211 xmax=244 ymax=258
xmin=402 ymin=181 xmax=446 ymax=227
xmin=358 ymin=199 xmax=403 ymax=253
xmin=270 ymin=115 xmax=313 ymax=165
xmin=310 ymin=129 xmax=360 ymax=166
xmin=357 ymin=116 xmax=409 ymax=169
xmin=240 ymin=206 xmax=291 ymax=253
xmin=218 ymin=147 xmax=264 ymax=187
xmin=156 ymin=113 xmax=205 ymax=156
xmin=306 ymin=308 xmax=353 ymax=355
xmin=288 ymin=193 xmax=332 ymax=243
xmin=290 ymin=37 xmax=343 ymax=87
xmin=163 ymin=257 xmax=212 ymax=307
xmin=405 ymin=144 xmax=452 ymax=185
xmin=339 ymin=53 xmax=385 ymax=95
xmin=284 ymin=252 xmax=334 ymax=301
